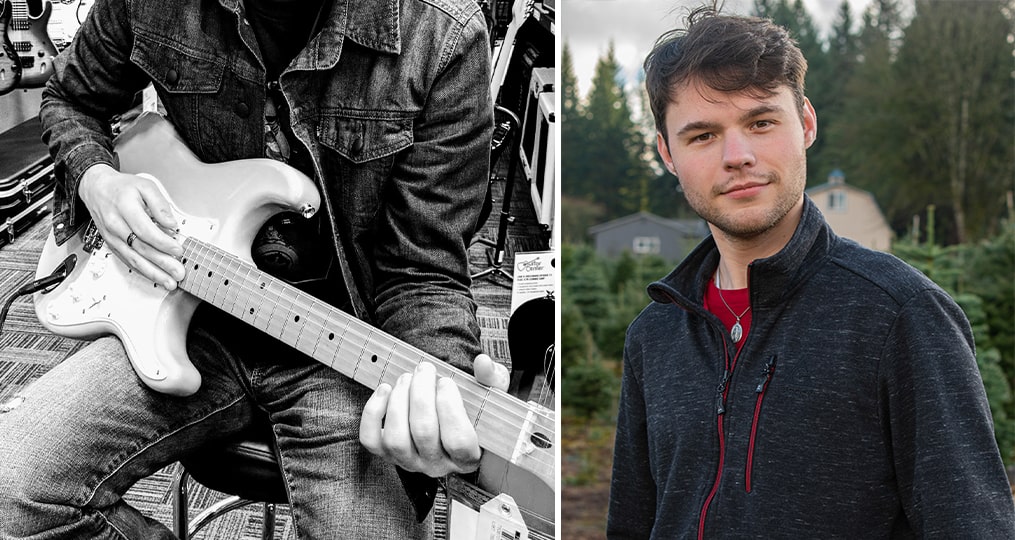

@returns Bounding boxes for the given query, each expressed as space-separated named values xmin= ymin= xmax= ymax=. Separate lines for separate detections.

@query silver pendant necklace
xmin=715 ymin=268 xmax=751 ymax=343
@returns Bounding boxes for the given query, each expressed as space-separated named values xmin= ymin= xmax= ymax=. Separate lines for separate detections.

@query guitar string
xmin=182 ymin=236 xmax=554 ymax=420
xmin=181 ymin=239 xmax=556 ymax=475
xmin=179 ymin=237 xmax=556 ymax=473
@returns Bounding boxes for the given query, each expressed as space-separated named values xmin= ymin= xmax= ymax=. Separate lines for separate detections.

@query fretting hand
xmin=359 ymin=354 xmax=510 ymax=477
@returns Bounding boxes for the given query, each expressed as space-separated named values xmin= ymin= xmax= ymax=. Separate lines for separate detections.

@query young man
xmin=0 ymin=0 xmax=505 ymax=537
xmin=607 ymin=8 xmax=1015 ymax=539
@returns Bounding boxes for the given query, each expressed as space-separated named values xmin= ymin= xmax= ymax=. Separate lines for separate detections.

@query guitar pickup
xmin=18 ymin=56 xmax=34 ymax=69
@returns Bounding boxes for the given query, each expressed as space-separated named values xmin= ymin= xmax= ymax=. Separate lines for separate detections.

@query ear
xmin=657 ymin=132 xmax=677 ymax=176
xmin=802 ymin=97 xmax=818 ymax=149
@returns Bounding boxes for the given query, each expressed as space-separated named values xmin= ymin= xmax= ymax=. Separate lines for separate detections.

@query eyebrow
xmin=674 ymin=104 xmax=786 ymax=139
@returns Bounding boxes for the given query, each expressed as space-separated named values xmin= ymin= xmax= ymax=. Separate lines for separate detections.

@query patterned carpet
xmin=0 ymin=149 xmax=549 ymax=538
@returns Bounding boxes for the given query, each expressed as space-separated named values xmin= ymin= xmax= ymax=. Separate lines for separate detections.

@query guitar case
xmin=0 ymin=115 xmax=55 ymax=246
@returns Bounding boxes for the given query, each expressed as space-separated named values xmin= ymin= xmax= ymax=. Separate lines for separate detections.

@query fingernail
xmin=437 ymin=377 xmax=452 ymax=389
xmin=416 ymin=361 xmax=434 ymax=374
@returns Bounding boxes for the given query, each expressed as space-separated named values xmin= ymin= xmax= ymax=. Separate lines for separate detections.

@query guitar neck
xmin=176 ymin=235 xmax=554 ymax=486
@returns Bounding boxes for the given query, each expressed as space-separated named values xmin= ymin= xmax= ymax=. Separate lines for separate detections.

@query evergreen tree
xmin=561 ymin=42 xmax=592 ymax=204
xmin=581 ymin=42 xmax=654 ymax=219
xmin=890 ymin=0 xmax=1014 ymax=243
xmin=811 ymin=0 xmax=859 ymax=182
xmin=830 ymin=0 xmax=909 ymax=233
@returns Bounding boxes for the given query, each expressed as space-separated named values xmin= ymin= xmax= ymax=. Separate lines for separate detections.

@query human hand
xmin=359 ymin=354 xmax=510 ymax=478
xmin=78 ymin=163 xmax=185 ymax=289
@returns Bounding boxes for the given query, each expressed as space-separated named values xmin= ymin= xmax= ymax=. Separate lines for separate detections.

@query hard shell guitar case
xmin=0 ymin=115 xmax=55 ymax=246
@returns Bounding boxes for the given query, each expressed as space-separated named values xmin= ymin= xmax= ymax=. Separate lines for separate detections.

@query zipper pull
xmin=755 ymin=355 xmax=778 ymax=393
xmin=715 ymin=369 xmax=731 ymax=415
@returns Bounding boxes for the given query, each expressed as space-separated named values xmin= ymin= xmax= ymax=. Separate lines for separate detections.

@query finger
xmin=381 ymin=373 xmax=418 ymax=470
xmin=435 ymin=377 xmax=481 ymax=473
xmin=473 ymin=353 xmax=510 ymax=391
xmin=359 ymin=383 xmax=392 ymax=457
xmin=128 ymin=235 xmax=186 ymax=288
xmin=408 ymin=362 xmax=442 ymax=463
xmin=126 ymin=186 xmax=183 ymax=259
xmin=113 ymin=235 xmax=179 ymax=290
xmin=135 ymin=177 xmax=179 ymax=232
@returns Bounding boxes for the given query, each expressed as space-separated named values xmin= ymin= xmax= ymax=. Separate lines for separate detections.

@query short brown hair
xmin=645 ymin=6 xmax=808 ymax=142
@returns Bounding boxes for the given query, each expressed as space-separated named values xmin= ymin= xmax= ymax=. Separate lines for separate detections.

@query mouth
xmin=721 ymin=181 xmax=769 ymax=199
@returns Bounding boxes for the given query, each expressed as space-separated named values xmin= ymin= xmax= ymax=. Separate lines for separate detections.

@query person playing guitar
xmin=0 ymin=0 xmax=523 ymax=538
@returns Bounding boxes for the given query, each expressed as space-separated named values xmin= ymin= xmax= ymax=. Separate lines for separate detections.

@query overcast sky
xmin=562 ymin=0 xmax=875 ymax=97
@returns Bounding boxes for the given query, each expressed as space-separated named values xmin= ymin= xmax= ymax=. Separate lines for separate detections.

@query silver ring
xmin=126 ymin=232 xmax=137 ymax=248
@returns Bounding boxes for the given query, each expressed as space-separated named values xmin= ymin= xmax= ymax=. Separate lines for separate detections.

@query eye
xmin=752 ymin=119 xmax=776 ymax=130
xmin=690 ymin=132 xmax=714 ymax=144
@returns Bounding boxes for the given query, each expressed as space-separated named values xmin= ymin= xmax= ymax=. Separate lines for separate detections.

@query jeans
xmin=0 ymin=307 xmax=429 ymax=539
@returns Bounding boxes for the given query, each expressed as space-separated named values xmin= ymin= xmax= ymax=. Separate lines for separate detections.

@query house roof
xmin=806 ymin=180 xmax=872 ymax=196
xmin=588 ymin=211 xmax=707 ymax=237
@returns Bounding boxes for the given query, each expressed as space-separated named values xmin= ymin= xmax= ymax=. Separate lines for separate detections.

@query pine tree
xmin=581 ymin=42 xmax=655 ymax=218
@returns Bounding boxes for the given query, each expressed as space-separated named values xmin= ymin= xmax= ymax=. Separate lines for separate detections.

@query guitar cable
xmin=0 ymin=258 xmax=75 ymax=337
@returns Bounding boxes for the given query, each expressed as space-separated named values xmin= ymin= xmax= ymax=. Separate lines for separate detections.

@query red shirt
xmin=703 ymin=276 xmax=752 ymax=350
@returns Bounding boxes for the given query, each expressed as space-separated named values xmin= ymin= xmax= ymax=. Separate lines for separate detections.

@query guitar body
xmin=9 ymin=0 xmax=57 ymax=87
xmin=0 ymin=0 xmax=21 ymax=94
xmin=34 ymin=113 xmax=321 ymax=396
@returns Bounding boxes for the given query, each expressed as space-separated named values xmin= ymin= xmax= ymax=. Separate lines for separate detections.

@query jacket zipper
xmin=745 ymin=355 xmax=777 ymax=493
xmin=697 ymin=341 xmax=741 ymax=540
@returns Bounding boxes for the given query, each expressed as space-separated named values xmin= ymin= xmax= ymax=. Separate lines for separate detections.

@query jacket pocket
xmin=318 ymin=113 xmax=414 ymax=227
xmin=129 ymin=32 xmax=229 ymax=157
xmin=130 ymin=33 xmax=224 ymax=94
xmin=746 ymin=354 xmax=778 ymax=493
xmin=318 ymin=112 xmax=413 ymax=164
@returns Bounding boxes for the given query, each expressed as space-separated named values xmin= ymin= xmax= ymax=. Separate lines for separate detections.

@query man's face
xmin=656 ymin=82 xmax=817 ymax=240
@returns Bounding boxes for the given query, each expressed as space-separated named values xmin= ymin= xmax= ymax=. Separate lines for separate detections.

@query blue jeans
xmin=0 ymin=309 xmax=429 ymax=539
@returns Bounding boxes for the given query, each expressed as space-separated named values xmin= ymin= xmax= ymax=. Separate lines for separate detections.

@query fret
xmin=292 ymin=295 xmax=319 ymax=357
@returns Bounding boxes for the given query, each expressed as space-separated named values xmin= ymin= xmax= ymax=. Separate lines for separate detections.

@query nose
xmin=722 ymin=131 xmax=756 ymax=170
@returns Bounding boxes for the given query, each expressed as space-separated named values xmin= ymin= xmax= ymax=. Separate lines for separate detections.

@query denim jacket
xmin=40 ymin=0 xmax=493 ymax=374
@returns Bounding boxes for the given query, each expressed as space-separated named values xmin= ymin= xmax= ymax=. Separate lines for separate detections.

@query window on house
xmin=632 ymin=236 xmax=661 ymax=255
xmin=829 ymin=191 xmax=847 ymax=212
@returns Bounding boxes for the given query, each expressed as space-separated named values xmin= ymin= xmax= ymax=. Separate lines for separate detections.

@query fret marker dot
xmin=371 ymin=355 xmax=378 ymax=363
xmin=207 ymin=271 xmax=212 ymax=277
xmin=260 ymin=282 xmax=266 ymax=289
xmin=249 ymin=308 xmax=255 ymax=315
xmin=328 ymin=332 xmax=334 ymax=340
xmin=294 ymin=315 xmax=300 ymax=323
xmin=224 ymin=279 xmax=229 ymax=286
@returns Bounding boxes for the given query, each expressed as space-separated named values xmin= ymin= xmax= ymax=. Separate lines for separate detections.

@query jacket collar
xmin=648 ymin=195 xmax=836 ymax=313
xmin=224 ymin=0 xmax=401 ymax=69
xmin=314 ymin=0 xmax=401 ymax=55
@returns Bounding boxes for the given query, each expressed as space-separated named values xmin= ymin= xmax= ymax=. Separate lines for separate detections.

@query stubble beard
xmin=682 ymin=153 xmax=807 ymax=241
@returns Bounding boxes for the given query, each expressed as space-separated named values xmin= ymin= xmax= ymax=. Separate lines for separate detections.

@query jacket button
xmin=166 ymin=69 xmax=179 ymax=85
xmin=351 ymin=138 xmax=364 ymax=154
xmin=234 ymin=101 xmax=250 ymax=118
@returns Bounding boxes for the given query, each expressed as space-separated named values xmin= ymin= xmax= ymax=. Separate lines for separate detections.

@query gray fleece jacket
xmin=608 ymin=197 xmax=1015 ymax=539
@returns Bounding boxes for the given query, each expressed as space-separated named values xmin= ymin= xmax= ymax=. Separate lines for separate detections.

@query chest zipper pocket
xmin=746 ymin=354 xmax=777 ymax=493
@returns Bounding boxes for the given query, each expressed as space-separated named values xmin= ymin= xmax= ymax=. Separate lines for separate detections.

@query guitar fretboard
xmin=176 ymin=235 xmax=554 ymax=488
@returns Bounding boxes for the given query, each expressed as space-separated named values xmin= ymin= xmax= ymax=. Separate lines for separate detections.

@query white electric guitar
xmin=33 ymin=112 xmax=554 ymax=537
